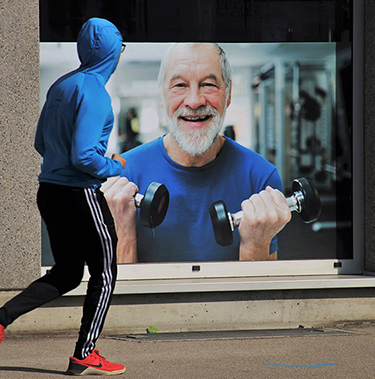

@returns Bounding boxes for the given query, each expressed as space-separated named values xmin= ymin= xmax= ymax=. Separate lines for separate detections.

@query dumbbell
xmin=134 ymin=182 xmax=169 ymax=228
xmin=209 ymin=177 xmax=321 ymax=246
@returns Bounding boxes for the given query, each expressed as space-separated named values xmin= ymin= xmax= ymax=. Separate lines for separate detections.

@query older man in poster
xmin=104 ymin=43 xmax=291 ymax=263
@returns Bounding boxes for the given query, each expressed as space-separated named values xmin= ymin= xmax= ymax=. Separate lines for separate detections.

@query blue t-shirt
xmin=120 ymin=136 xmax=282 ymax=262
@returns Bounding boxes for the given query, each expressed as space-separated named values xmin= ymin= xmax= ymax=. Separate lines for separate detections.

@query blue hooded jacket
xmin=35 ymin=18 xmax=123 ymax=187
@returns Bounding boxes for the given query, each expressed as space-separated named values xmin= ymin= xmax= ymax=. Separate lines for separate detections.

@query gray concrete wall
xmin=2 ymin=288 xmax=375 ymax=335
xmin=0 ymin=1 xmax=41 ymax=289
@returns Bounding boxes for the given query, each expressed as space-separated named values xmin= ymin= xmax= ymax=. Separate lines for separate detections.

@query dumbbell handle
xmin=134 ymin=193 xmax=144 ymax=208
xmin=229 ymin=191 xmax=304 ymax=230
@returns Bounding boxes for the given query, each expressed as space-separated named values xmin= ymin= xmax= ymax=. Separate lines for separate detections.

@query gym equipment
xmin=135 ymin=182 xmax=169 ymax=228
xmin=209 ymin=177 xmax=321 ymax=246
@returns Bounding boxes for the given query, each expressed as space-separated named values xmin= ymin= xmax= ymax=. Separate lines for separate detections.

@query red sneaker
xmin=66 ymin=349 xmax=125 ymax=376
xmin=0 ymin=325 xmax=5 ymax=345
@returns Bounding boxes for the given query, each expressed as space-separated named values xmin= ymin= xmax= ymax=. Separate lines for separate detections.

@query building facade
xmin=1 ymin=0 xmax=375 ymax=334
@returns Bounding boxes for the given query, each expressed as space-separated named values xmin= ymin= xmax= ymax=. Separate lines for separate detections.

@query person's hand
xmin=103 ymin=176 xmax=138 ymax=232
xmin=112 ymin=153 xmax=126 ymax=169
xmin=239 ymin=186 xmax=291 ymax=260
xmin=102 ymin=176 xmax=138 ymax=263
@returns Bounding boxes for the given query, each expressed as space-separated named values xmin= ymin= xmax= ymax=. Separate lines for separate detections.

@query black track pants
xmin=0 ymin=183 xmax=118 ymax=359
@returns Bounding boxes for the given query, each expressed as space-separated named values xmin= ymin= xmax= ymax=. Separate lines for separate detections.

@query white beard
xmin=167 ymin=106 xmax=226 ymax=156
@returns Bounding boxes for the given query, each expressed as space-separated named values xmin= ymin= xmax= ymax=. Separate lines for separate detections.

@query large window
xmin=39 ymin=0 xmax=363 ymax=280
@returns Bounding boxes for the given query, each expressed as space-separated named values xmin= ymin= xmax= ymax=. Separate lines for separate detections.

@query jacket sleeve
xmin=71 ymin=84 xmax=123 ymax=179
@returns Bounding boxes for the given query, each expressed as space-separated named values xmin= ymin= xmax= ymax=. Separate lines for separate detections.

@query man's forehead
xmin=164 ymin=44 xmax=222 ymax=80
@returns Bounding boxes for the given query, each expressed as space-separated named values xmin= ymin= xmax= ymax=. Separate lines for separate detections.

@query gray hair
xmin=157 ymin=43 xmax=232 ymax=102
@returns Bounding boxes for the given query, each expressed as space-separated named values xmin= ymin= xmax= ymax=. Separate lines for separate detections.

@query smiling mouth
xmin=180 ymin=115 xmax=211 ymax=122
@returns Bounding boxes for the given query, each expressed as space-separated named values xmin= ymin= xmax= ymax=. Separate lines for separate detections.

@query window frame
xmin=40 ymin=0 xmax=364 ymax=287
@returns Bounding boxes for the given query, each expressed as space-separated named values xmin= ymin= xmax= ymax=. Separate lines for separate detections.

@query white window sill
xmin=64 ymin=274 xmax=375 ymax=296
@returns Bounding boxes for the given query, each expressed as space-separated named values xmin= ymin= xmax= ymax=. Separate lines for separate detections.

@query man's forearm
xmin=116 ymin=229 xmax=137 ymax=264
xmin=102 ymin=176 xmax=139 ymax=264
xmin=239 ymin=241 xmax=276 ymax=261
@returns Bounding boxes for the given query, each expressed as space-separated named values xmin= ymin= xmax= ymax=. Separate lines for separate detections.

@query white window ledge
xmin=65 ymin=274 xmax=375 ymax=296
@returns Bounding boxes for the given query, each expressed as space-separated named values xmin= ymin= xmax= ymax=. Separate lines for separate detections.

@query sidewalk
xmin=0 ymin=322 xmax=374 ymax=378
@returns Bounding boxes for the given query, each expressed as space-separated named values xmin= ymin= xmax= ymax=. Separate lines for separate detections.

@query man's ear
xmin=226 ymin=82 xmax=232 ymax=108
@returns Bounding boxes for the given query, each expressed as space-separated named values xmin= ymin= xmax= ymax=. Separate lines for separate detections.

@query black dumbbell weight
xmin=134 ymin=182 xmax=169 ymax=228
xmin=209 ymin=177 xmax=321 ymax=246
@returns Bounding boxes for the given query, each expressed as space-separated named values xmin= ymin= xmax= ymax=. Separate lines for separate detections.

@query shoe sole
xmin=66 ymin=362 xmax=126 ymax=376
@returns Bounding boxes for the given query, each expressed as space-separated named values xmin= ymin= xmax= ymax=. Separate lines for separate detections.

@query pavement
xmin=0 ymin=322 xmax=374 ymax=379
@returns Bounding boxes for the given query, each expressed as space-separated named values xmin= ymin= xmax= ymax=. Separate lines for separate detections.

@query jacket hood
xmin=77 ymin=18 xmax=122 ymax=83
